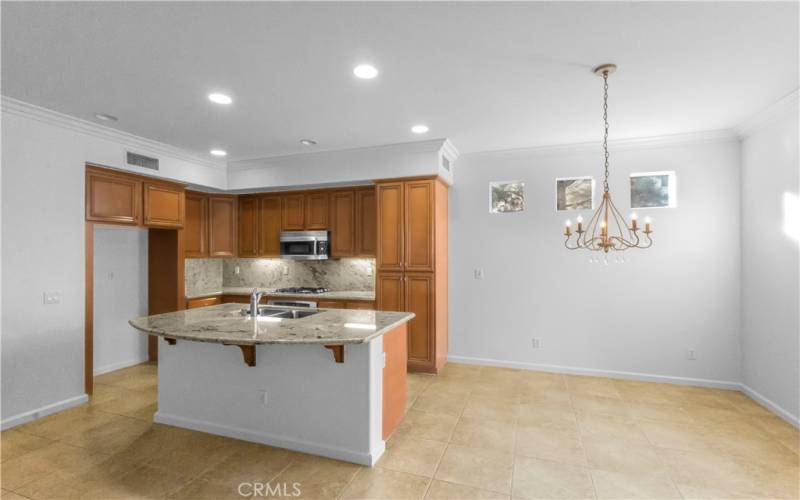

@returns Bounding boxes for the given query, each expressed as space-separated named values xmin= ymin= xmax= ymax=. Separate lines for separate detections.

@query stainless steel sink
xmin=242 ymin=306 xmax=320 ymax=319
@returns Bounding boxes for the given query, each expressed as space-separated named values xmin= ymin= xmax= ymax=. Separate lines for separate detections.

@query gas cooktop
xmin=274 ymin=287 xmax=330 ymax=295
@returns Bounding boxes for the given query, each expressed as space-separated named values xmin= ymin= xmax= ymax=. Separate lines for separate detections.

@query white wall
xmin=741 ymin=110 xmax=800 ymax=423
xmin=1 ymin=101 xmax=225 ymax=427
xmin=228 ymin=139 xmax=456 ymax=191
xmin=93 ymin=227 xmax=148 ymax=375
xmin=449 ymin=135 xmax=743 ymax=386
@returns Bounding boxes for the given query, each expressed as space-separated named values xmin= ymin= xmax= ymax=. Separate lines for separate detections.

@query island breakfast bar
xmin=129 ymin=303 xmax=414 ymax=465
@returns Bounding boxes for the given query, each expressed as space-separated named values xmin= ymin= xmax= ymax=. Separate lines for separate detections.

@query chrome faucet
xmin=249 ymin=288 xmax=266 ymax=316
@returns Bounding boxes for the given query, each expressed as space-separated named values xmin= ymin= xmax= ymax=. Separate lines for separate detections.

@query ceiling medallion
xmin=563 ymin=64 xmax=653 ymax=260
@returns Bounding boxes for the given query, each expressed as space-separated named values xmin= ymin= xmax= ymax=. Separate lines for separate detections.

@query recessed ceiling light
xmin=300 ymin=139 xmax=317 ymax=146
xmin=411 ymin=124 xmax=429 ymax=134
xmin=353 ymin=64 xmax=379 ymax=79
xmin=208 ymin=93 xmax=233 ymax=105
xmin=210 ymin=149 xmax=227 ymax=157
xmin=94 ymin=113 xmax=118 ymax=122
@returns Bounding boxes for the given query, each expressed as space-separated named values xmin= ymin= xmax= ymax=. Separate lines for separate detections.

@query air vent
xmin=125 ymin=151 xmax=159 ymax=171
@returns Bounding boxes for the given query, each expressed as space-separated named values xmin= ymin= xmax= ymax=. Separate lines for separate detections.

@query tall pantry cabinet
xmin=376 ymin=178 xmax=448 ymax=373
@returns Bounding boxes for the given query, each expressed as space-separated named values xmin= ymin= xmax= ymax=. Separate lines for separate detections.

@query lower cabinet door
xmin=405 ymin=273 xmax=435 ymax=370
xmin=376 ymin=273 xmax=404 ymax=312
xmin=187 ymin=296 xmax=221 ymax=309
xmin=318 ymin=300 xmax=342 ymax=309
xmin=345 ymin=301 xmax=374 ymax=310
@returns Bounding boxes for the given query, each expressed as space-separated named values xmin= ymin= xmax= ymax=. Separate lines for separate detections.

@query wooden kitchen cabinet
xmin=318 ymin=300 xmax=342 ymax=309
xmin=143 ymin=181 xmax=185 ymax=228
xmin=184 ymin=192 xmax=208 ymax=257
xmin=404 ymin=180 xmax=435 ymax=272
xmin=238 ymin=196 xmax=259 ymax=257
xmin=346 ymin=301 xmax=375 ymax=310
xmin=282 ymin=194 xmax=305 ymax=230
xmin=355 ymin=188 xmax=377 ymax=256
xmin=86 ymin=167 xmax=141 ymax=225
xmin=376 ymin=177 xmax=448 ymax=373
xmin=187 ymin=296 xmax=221 ymax=309
xmin=209 ymin=196 xmax=237 ymax=257
xmin=330 ymin=190 xmax=355 ymax=257
xmin=305 ymin=192 xmax=329 ymax=230
xmin=376 ymin=182 xmax=404 ymax=271
xmin=259 ymin=196 xmax=282 ymax=256
xmin=376 ymin=273 xmax=404 ymax=312
xmin=405 ymin=273 xmax=435 ymax=369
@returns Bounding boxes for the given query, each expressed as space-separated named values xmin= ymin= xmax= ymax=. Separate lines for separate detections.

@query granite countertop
xmin=129 ymin=303 xmax=413 ymax=345
xmin=186 ymin=287 xmax=375 ymax=302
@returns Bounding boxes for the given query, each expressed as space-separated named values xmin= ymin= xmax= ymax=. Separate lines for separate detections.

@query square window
xmin=556 ymin=177 xmax=594 ymax=211
xmin=630 ymin=171 xmax=676 ymax=208
xmin=489 ymin=181 xmax=525 ymax=213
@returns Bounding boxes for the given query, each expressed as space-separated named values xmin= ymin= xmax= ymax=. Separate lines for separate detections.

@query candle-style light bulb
xmin=644 ymin=216 xmax=652 ymax=233
xmin=564 ymin=219 xmax=572 ymax=236
xmin=630 ymin=212 xmax=638 ymax=230
xmin=577 ymin=215 xmax=584 ymax=223
xmin=565 ymin=219 xmax=572 ymax=227
xmin=576 ymin=214 xmax=584 ymax=232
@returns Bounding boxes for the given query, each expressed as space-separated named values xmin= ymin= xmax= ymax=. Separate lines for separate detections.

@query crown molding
xmin=1 ymin=96 xmax=227 ymax=171
xmin=463 ymin=128 xmax=739 ymax=158
xmin=229 ymin=138 xmax=452 ymax=172
xmin=735 ymin=88 xmax=799 ymax=138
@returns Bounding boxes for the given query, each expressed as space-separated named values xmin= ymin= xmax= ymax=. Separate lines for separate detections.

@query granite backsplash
xmin=185 ymin=258 xmax=224 ymax=297
xmin=223 ymin=258 xmax=375 ymax=291
xmin=185 ymin=258 xmax=376 ymax=295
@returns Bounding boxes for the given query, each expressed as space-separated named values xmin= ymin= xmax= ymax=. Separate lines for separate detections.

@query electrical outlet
xmin=43 ymin=292 xmax=60 ymax=305
xmin=260 ymin=390 xmax=268 ymax=406
xmin=688 ymin=348 xmax=696 ymax=361
xmin=532 ymin=337 xmax=543 ymax=349
xmin=234 ymin=266 xmax=240 ymax=275
xmin=282 ymin=266 xmax=289 ymax=276
xmin=474 ymin=268 xmax=484 ymax=280
xmin=107 ymin=272 xmax=114 ymax=280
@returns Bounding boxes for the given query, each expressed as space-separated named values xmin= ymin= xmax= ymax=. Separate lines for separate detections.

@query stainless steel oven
xmin=279 ymin=231 xmax=329 ymax=260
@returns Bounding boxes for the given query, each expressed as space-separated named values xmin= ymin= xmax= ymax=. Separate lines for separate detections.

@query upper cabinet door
xmin=238 ymin=197 xmax=259 ymax=257
xmin=330 ymin=190 xmax=355 ymax=257
xmin=86 ymin=168 xmax=141 ymax=225
xmin=259 ymin=196 xmax=282 ymax=256
xmin=209 ymin=196 xmax=237 ymax=257
xmin=282 ymin=194 xmax=305 ymax=230
xmin=376 ymin=182 xmax=404 ymax=272
xmin=143 ymin=182 xmax=185 ymax=228
xmin=355 ymin=188 xmax=377 ymax=257
xmin=305 ymin=193 xmax=329 ymax=230
xmin=184 ymin=192 xmax=208 ymax=258
xmin=404 ymin=180 xmax=435 ymax=272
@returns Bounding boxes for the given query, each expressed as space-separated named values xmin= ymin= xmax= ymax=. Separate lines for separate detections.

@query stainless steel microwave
xmin=279 ymin=231 xmax=329 ymax=260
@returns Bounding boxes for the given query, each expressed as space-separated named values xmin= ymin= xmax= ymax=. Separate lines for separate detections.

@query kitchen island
xmin=129 ymin=303 xmax=414 ymax=465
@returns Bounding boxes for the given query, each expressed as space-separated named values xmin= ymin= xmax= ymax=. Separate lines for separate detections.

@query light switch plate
xmin=474 ymin=268 xmax=484 ymax=280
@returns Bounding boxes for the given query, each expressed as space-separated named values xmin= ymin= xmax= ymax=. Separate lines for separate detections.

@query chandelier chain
xmin=602 ymin=71 xmax=610 ymax=193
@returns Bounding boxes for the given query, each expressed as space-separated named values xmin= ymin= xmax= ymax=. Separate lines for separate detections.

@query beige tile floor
xmin=1 ymin=362 xmax=798 ymax=499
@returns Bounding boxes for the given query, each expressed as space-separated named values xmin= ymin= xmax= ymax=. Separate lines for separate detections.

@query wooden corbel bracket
xmin=223 ymin=343 xmax=257 ymax=367
xmin=323 ymin=345 xmax=345 ymax=363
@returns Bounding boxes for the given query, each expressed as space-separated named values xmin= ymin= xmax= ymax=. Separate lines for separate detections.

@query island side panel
xmin=382 ymin=323 xmax=408 ymax=439
xmin=155 ymin=338 xmax=384 ymax=465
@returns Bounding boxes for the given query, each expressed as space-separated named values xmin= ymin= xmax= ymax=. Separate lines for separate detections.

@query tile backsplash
xmin=185 ymin=258 xmax=224 ymax=297
xmin=223 ymin=258 xmax=375 ymax=291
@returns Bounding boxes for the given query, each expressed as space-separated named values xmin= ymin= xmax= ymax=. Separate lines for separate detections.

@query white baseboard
xmin=1 ymin=394 xmax=89 ymax=430
xmin=447 ymin=355 xmax=741 ymax=390
xmin=154 ymin=412 xmax=385 ymax=466
xmin=94 ymin=356 xmax=149 ymax=376
xmin=740 ymin=384 xmax=800 ymax=429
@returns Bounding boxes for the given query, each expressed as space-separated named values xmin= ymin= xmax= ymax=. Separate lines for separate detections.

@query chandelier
xmin=564 ymin=64 xmax=653 ymax=256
